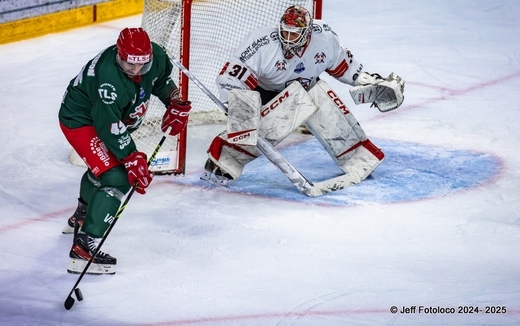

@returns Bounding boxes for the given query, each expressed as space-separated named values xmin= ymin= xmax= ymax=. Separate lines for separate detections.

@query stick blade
xmin=305 ymin=173 xmax=359 ymax=197
xmin=64 ymin=295 xmax=75 ymax=310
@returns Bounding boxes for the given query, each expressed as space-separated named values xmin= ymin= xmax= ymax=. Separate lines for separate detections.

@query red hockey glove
xmin=161 ymin=98 xmax=192 ymax=136
xmin=121 ymin=151 xmax=153 ymax=194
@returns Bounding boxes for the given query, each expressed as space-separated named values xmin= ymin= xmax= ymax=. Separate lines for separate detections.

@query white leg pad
xmin=208 ymin=82 xmax=319 ymax=180
xmin=208 ymin=131 xmax=260 ymax=180
xmin=226 ymin=90 xmax=261 ymax=146
xmin=306 ymin=80 xmax=384 ymax=179
xmin=258 ymin=82 xmax=319 ymax=144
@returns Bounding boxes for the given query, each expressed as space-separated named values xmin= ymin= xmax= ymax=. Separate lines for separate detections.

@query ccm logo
xmin=261 ymin=91 xmax=289 ymax=117
xmin=327 ymin=90 xmax=350 ymax=115
xmin=232 ymin=133 xmax=250 ymax=142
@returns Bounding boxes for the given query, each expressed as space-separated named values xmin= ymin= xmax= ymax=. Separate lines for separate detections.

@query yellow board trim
xmin=0 ymin=0 xmax=144 ymax=44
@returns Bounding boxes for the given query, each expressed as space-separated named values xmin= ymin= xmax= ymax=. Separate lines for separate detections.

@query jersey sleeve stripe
xmin=219 ymin=62 xmax=230 ymax=75
xmin=245 ymin=74 xmax=258 ymax=90
xmin=326 ymin=59 xmax=349 ymax=78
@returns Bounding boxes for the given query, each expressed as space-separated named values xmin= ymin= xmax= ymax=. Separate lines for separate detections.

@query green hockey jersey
xmin=58 ymin=42 xmax=176 ymax=160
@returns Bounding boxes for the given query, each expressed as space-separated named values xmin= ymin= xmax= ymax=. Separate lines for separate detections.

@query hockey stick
xmin=171 ymin=58 xmax=359 ymax=197
xmin=64 ymin=127 xmax=171 ymax=311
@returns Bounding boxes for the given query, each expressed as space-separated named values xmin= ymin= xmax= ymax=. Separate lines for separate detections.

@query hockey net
xmin=123 ymin=0 xmax=321 ymax=173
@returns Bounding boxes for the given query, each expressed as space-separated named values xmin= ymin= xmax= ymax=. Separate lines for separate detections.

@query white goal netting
xmin=135 ymin=0 xmax=319 ymax=173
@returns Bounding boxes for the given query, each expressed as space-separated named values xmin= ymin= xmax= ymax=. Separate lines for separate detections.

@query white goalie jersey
xmin=216 ymin=20 xmax=364 ymax=103
xmin=206 ymin=15 xmax=403 ymax=195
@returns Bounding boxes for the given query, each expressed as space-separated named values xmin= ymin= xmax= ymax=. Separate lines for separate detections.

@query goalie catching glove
xmin=161 ymin=98 xmax=192 ymax=136
xmin=349 ymin=72 xmax=405 ymax=112
xmin=121 ymin=151 xmax=153 ymax=194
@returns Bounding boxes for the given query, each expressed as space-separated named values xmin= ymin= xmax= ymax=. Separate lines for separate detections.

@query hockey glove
xmin=161 ymin=98 xmax=192 ymax=136
xmin=121 ymin=151 xmax=153 ymax=194
xmin=349 ymin=72 xmax=405 ymax=112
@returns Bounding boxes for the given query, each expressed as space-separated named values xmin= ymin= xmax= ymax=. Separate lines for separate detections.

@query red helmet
xmin=278 ymin=6 xmax=313 ymax=58
xmin=116 ymin=28 xmax=153 ymax=76
xmin=117 ymin=27 xmax=152 ymax=63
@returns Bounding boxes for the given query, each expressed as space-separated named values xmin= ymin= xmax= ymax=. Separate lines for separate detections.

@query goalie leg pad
xmin=207 ymin=132 xmax=260 ymax=181
xmin=338 ymin=139 xmax=384 ymax=183
xmin=306 ymin=80 xmax=384 ymax=180
xmin=226 ymin=89 xmax=262 ymax=146
xmin=258 ymin=81 xmax=319 ymax=145
xmin=206 ymin=82 xmax=319 ymax=181
xmin=306 ymin=80 xmax=368 ymax=167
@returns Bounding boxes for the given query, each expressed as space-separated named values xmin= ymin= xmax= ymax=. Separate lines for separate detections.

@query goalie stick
xmin=170 ymin=58 xmax=364 ymax=197
xmin=64 ymin=127 xmax=172 ymax=311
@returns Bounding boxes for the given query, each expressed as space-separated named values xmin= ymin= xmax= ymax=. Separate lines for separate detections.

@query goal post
xmin=132 ymin=0 xmax=323 ymax=174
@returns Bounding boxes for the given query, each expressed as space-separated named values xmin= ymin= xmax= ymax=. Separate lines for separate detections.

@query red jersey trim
xmin=326 ymin=59 xmax=349 ymax=78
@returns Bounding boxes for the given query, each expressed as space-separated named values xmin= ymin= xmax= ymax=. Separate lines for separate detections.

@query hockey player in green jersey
xmin=58 ymin=27 xmax=192 ymax=274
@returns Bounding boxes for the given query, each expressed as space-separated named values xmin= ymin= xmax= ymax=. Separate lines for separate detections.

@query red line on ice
xmin=0 ymin=207 xmax=70 ymax=234
xmin=144 ymin=308 xmax=388 ymax=325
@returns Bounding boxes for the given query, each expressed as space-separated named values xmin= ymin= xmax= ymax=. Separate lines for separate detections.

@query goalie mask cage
xmin=131 ymin=0 xmax=322 ymax=174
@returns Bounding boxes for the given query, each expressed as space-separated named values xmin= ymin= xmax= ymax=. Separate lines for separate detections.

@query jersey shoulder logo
xmin=270 ymin=31 xmax=280 ymax=42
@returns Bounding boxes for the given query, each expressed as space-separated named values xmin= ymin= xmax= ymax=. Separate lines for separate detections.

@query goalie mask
xmin=278 ymin=6 xmax=313 ymax=59
xmin=116 ymin=27 xmax=153 ymax=77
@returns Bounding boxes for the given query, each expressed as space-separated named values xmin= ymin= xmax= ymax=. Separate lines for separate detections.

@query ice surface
xmin=1 ymin=1 xmax=520 ymax=325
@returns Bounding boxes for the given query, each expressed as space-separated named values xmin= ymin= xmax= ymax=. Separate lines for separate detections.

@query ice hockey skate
xmin=200 ymin=159 xmax=233 ymax=186
xmin=68 ymin=226 xmax=116 ymax=275
xmin=62 ymin=199 xmax=86 ymax=234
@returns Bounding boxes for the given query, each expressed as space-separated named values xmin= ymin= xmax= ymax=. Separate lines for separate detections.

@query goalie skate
xmin=200 ymin=159 xmax=232 ymax=186
xmin=67 ymin=259 xmax=116 ymax=275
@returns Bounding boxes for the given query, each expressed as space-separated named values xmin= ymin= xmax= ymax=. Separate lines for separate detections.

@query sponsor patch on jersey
xmin=294 ymin=62 xmax=305 ymax=74
xmin=239 ymin=35 xmax=270 ymax=62
xmin=219 ymin=82 xmax=243 ymax=91
xmin=118 ymin=134 xmax=132 ymax=150
xmin=352 ymin=63 xmax=363 ymax=81
xmin=87 ymin=50 xmax=103 ymax=77
xmin=139 ymin=87 xmax=146 ymax=99
xmin=98 ymin=83 xmax=117 ymax=104
xmin=89 ymin=137 xmax=111 ymax=167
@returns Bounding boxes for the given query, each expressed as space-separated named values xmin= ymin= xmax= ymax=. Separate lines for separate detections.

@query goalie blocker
xmin=206 ymin=80 xmax=385 ymax=189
